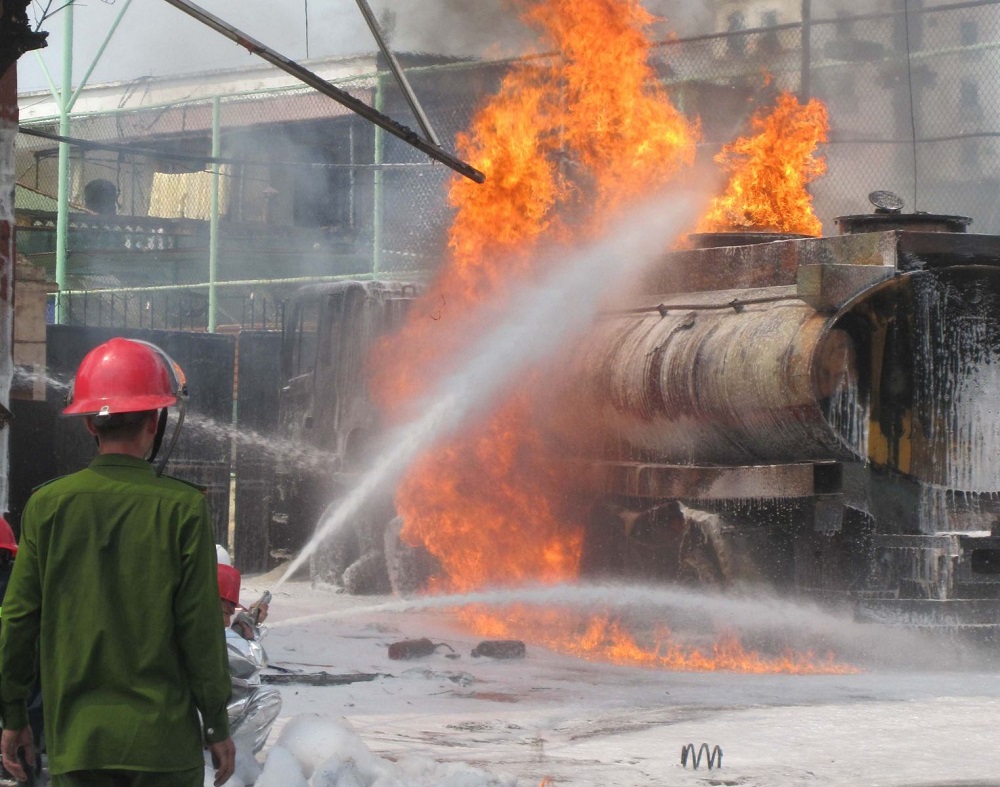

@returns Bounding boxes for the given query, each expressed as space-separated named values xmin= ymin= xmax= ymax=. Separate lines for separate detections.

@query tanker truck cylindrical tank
xmin=579 ymin=295 xmax=860 ymax=467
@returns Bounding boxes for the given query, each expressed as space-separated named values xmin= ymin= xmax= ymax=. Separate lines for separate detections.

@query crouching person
xmin=217 ymin=563 xmax=281 ymax=756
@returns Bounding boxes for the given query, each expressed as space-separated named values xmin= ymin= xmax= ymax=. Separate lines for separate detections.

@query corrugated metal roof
xmin=15 ymin=182 xmax=89 ymax=213
xmin=15 ymin=183 xmax=59 ymax=212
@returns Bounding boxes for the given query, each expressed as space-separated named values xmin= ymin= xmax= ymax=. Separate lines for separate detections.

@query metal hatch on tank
xmin=834 ymin=190 xmax=973 ymax=235
xmin=573 ymin=197 xmax=1000 ymax=636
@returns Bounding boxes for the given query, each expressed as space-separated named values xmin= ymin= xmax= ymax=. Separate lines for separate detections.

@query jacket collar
xmin=89 ymin=454 xmax=155 ymax=474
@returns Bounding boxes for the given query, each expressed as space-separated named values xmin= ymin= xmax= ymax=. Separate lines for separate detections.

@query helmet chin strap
xmin=150 ymin=402 xmax=186 ymax=477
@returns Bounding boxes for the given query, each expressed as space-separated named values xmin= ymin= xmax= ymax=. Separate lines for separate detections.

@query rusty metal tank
xmin=580 ymin=226 xmax=1000 ymax=493
xmin=575 ymin=216 xmax=1000 ymax=628
xmin=583 ymin=286 xmax=855 ymax=467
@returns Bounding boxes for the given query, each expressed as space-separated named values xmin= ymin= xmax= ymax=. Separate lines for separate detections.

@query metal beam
xmin=68 ymin=0 xmax=135 ymax=112
xmin=353 ymin=0 xmax=440 ymax=147
xmin=208 ymin=96 xmax=220 ymax=333
xmin=161 ymin=0 xmax=485 ymax=184
xmin=18 ymin=126 xmax=442 ymax=171
xmin=54 ymin=2 xmax=73 ymax=323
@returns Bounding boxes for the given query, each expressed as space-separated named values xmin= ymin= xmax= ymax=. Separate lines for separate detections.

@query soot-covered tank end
xmin=576 ymin=219 xmax=1000 ymax=635
xmin=825 ymin=265 xmax=1000 ymax=628
xmin=828 ymin=266 xmax=1000 ymax=495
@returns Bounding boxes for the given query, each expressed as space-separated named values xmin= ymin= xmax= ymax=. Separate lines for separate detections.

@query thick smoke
xmin=376 ymin=0 xmax=716 ymax=59
xmin=372 ymin=0 xmax=536 ymax=59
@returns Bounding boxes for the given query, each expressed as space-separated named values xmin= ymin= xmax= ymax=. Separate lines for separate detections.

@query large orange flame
xmin=697 ymin=91 xmax=829 ymax=236
xmin=371 ymin=2 xmax=851 ymax=675
xmin=373 ymin=0 xmax=699 ymax=598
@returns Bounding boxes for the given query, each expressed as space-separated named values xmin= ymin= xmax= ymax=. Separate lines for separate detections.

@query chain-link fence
xmin=14 ymin=1 xmax=1000 ymax=330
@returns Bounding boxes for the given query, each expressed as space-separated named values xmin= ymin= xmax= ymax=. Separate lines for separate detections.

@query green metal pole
xmin=33 ymin=50 xmax=59 ymax=103
xmin=209 ymin=96 xmax=221 ymax=333
xmin=54 ymin=2 xmax=74 ymax=323
xmin=372 ymin=72 xmax=383 ymax=278
xmin=69 ymin=0 xmax=135 ymax=111
xmin=49 ymin=0 xmax=134 ymax=324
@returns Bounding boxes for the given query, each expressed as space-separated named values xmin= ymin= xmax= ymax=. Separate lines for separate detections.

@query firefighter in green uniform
xmin=0 ymin=338 xmax=235 ymax=787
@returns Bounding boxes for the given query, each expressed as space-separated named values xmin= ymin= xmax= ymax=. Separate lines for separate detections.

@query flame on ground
xmin=461 ymin=605 xmax=858 ymax=675
xmin=697 ymin=91 xmax=829 ymax=236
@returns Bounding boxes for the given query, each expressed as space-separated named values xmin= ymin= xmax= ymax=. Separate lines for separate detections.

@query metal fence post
xmin=54 ymin=3 xmax=73 ymax=324
xmin=209 ymin=95 xmax=221 ymax=333
xmin=800 ymin=0 xmax=811 ymax=101
xmin=373 ymin=71 xmax=384 ymax=278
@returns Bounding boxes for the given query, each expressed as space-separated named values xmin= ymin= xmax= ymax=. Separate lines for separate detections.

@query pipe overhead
xmin=160 ymin=0 xmax=485 ymax=184
xmin=353 ymin=0 xmax=441 ymax=147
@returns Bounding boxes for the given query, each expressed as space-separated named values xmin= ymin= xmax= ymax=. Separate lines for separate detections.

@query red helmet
xmin=63 ymin=338 xmax=187 ymax=417
xmin=0 ymin=516 xmax=17 ymax=556
xmin=217 ymin=563 xmax=241 ymax=606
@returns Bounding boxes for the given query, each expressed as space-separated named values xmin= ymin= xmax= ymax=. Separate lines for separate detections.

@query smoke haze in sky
xmin=17 ymin=0 xmax=709 ymax=94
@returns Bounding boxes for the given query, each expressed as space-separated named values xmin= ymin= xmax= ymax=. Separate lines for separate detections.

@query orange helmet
xmin=0 ymin=516 xmax=17 ymax=556
xmin=217 ymin=563 xmax=241 ymax=606
xmin=63 ymin=338 xmax=187 ymax=417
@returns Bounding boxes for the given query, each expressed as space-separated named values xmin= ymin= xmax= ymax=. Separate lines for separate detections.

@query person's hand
xmin=1 ymin=726 xmax=34 ymax=783
xmin=252 ymin=601 xmax=269 ymax=624
xmin=208 ymin=737 xmax=235 ymax=786
xmin=232 ymin=613 xmax=255 ymax=641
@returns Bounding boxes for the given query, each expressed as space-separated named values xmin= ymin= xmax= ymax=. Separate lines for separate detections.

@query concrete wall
xmin=12 ymin=254 xmax=53 ymax=402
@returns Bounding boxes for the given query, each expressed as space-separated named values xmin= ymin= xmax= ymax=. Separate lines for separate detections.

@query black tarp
xmin=233 ymin=331 xmax=282 ymax=572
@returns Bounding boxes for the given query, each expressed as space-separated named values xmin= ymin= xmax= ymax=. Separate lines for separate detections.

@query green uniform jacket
xmin=0 ymin=454 xmax=232 ymax=775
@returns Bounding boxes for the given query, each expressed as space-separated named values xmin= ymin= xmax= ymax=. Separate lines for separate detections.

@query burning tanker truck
xmin=573 ymin=194 xmax=1000 ymax=634
xmin=274 ymin=195 xmax=1000 ymax=633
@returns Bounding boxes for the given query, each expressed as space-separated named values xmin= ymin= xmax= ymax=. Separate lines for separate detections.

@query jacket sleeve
xmin=173 ymin=497 xmax=232 ymax=743
xmin=0 ymin=498 xmax=42 ymax=730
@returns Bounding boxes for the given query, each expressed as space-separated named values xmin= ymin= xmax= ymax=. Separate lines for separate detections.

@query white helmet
xmin=216 ymin=544 xmax=232 ymax=566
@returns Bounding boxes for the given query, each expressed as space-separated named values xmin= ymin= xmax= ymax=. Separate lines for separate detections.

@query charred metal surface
xmin=589 ymin=462 xmax=820 ymax=500
xmin=896 ymin=231 xmax=1000 ymax=269
xmin=579 ymin=500 xmax=784 ymax=587
xmin=580 ymin=289 xmax=853 ymax=466
xmin=641 ymin=238 xmax=802 ymax=294
xmin=233 ymin=331 xmax=283 ymax=572
xmin=689 ymin=231 xmax=811 ymax=249
xmin=832 ymin=267 xmax=1000 ymax=490
xmin=856 ymin=598 xmax=1000 ymax=628
xmin=835 ymin=212 xmax=972 ymax=235
xmin=272 ymin=280 xmax=420 ymax=578
xmin=868 ymin=533 xmax=1000 ymax=599
xmin=797 ymin=263 xmax=895 ymax=311
xmin=581 ymin=228 xmax=1000 ymax=632
xmin=471 ymin=641 xmax=526 ymax=659
xmin=643 ymin=231 xmax=1000 ymax=300
xmin=387 ymin=638 xmax=456 ymax=660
